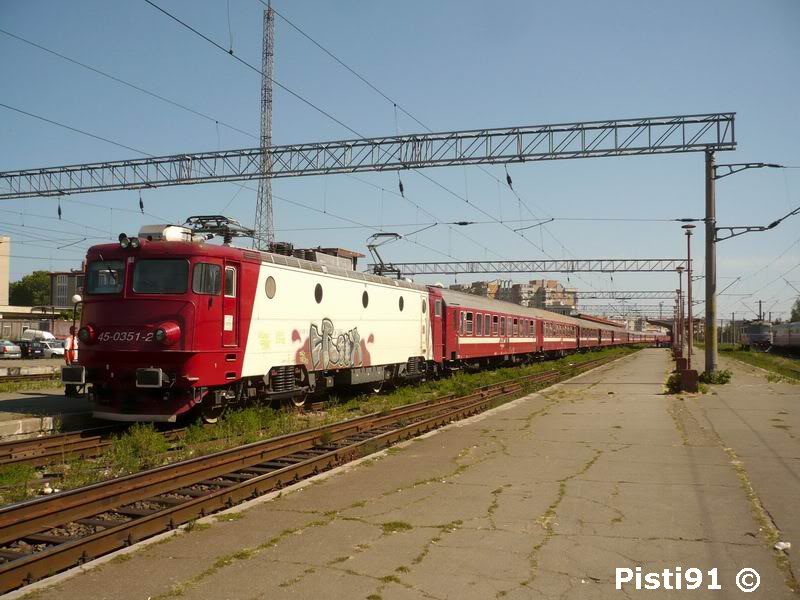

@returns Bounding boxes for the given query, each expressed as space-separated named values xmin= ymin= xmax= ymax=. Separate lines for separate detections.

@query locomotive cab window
xmin=435 ymin=299 xmax=442 ymax=316
xmin=87 ymin=260 xmax=125 ymax=294
xmin=133 ymin=259 xmax=188 ymax=294
xmin=192 ymin=263 xmax=221 ymax=295
xmin=224 ymin=267 xmax=237 ymax=297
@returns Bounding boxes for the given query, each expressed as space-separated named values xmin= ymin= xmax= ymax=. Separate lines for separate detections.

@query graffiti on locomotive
xmin=310 ymin=318 xmax=363 ymax=369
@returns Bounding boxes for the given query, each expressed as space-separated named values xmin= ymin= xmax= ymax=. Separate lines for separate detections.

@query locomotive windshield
xmin=86 ymin=260 xmax=125 ymax=294
xmin=132 ymin=259 xmax=189 ymax=294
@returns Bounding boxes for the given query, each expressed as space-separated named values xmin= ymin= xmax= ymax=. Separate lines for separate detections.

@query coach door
xmin=222 ymin=262 xmax=239 ymax=347
xmin=432 ymin=296 xmax=444 ymax=361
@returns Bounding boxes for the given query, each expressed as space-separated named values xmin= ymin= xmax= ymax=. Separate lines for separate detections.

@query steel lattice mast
xmin=254 ymin=1 xmax=275 ymax=249
xmin=0 ymin=113 xmax=735 ymax=199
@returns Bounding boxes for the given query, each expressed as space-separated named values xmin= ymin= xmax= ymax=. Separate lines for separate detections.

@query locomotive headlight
xmin=130 ymin=237 xmax=140 ymax=249
xmin=78 ymin=324 xmax=96 ymax=344
xmin=118 ymin=233 xmax=131 ymax=249
xmin=154 ymin=322 xmax=180 ymax=347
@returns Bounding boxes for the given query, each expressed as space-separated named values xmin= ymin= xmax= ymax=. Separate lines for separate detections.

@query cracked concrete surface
xmin=18 ymin=349 xmax=798 ymax=599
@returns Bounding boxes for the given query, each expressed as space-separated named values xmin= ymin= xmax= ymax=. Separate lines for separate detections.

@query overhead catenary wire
xmin=0 ymin=28 xmax=257 ymax=142
xmin=266 ymin=4 xmax=608 ymax=288
xmin=142 ymin=0 xmax=362 ymax=138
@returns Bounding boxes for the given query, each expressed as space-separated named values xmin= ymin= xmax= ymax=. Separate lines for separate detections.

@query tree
xmin=9 ymin=271 xmax=51 ymax=306
xmin=791 ymin=297 xmax=800 ymax=323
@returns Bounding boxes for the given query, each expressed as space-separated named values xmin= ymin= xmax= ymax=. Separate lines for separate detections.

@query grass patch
xmin=697 ymin=343 xmax=800 ymax=381
xmin=105 ymin=423 xmax=170 ymax=474
xmin=214 ymin=512 xmax=244 ymax=522
xmin=665 ymin=372 xmax=682 ymax=394
xmin=0 ymin=464 xmax=37 ymax=504
xmin=699 ymin=369 xmax=732 ymax=385
xmin=381 ymin=521 xmax=413 ymax=534
xmin=0 ymin=378 xmax=63 ymax=394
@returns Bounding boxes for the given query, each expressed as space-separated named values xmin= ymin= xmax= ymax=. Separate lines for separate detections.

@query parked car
xmin=42 ymin=340 xmax=65 ymax=359
xmin=16 ymin=340 xmax=45 ymax=359
xmin=0 ymin=340 xmax=22 ymax=359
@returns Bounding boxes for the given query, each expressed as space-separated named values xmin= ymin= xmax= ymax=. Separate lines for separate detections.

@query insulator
xmin=505 ymin=168 xmax=513 ymax=190
xmin=139 ymin=193 xmax=144 ymax=214
xmin=57 ymin=202 xmax=62 ymax=220
xmin=398 ymin=179 xmax=404 ymax=198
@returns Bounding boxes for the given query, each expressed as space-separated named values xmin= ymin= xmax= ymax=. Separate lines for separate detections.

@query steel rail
xmin=0 ymin=353 xmax=622 ymax=592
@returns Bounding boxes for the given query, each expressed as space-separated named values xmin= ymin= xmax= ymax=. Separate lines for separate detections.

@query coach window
xmin=224 ymin=267 xmax=237 ymax=297
xmin=459 ymin=311 xmax=465 ymax=335
xmin=476 ymin=314 xmax=483 ymax=336
xmin=314 ymin=283 xmax=323 ymax=303
xmin=362 ymin=290 xmax=369 ymax=308
xmin=513 ymin=318 xmax=518 ymax=336
xmin=484 ymin=314 xmax=491 ymax=336
xmin=399 ymin=296 xmax=404 ymax=311
xmin=422 ymin=299 xmax=427 ymax=314
xmin=500 ymin=317 xmax=506 ymax=336
xmin=466 ymin=312 xmax=474 ymax=335
xmin=492 ymin=315 xmax=499 ymax=335
xmin=192 ymin=263 xmax=221 ymax=295
xmin=134 ymin=259 xmax=189 ymax=294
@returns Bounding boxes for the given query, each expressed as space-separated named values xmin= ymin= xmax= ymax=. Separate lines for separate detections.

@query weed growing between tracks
xmin=1 ymin=346 xmax=638 ymax=505
xmin=0 ymin=378 xmax=62 ymax=394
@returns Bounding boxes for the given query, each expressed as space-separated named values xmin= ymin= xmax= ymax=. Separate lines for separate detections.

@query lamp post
xmin=676 ymin=266 xmax=685 ymax=356
xmin=682 ymin=224 xmax=695 ymax=369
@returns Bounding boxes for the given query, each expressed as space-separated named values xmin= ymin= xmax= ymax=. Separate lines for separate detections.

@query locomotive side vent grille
xmin=270 ymin=366 xmax=295 ymax=393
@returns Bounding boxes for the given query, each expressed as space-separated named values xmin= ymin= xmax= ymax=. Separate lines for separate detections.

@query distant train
xmin=740 ymin=321 xmax=772 ymax=350
xmin=772 ymin=322 xmax=800 ymax=350
xmin=62 ymin=219 xmax=668 ymax=423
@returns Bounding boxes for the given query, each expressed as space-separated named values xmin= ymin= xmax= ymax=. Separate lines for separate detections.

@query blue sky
xmin=1 ymin=0 xmax=798 ymax=320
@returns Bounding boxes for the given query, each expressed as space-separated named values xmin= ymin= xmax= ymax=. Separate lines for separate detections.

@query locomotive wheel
xmin=200 ymin=398 xmax=226 ymax=424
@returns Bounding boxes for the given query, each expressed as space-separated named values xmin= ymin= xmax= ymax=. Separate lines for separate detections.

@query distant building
xmin=508 ymin=279 xmax=576 ymax=314
xmin=49 ymin=269 xmax=84 ymax=309
xmin=449 ymin=278 xmax=576 ymax=315
xmin=449 ymin=279 xmax=511 ymax=299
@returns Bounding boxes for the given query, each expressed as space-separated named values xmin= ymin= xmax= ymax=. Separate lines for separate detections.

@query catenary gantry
xmin=371 ymin=259 xmax=688 ymax=276
xmin=0 ymin=113 xmax=735 ymax=199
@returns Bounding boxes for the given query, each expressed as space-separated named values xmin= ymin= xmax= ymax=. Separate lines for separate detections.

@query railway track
xmin=0 ymin=373 xmax=61 ymax=385
xmin=0 ymin=427 xmax=117 ymax=469
xmin=0 ymin=353 xmax=620 ymax=593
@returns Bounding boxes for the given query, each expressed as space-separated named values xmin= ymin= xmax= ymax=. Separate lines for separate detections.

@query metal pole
xmin=705 ymin=151 xmax=718 ymax=373
xmin=677 ymin=267 xmax=684 ymax=355
xmin=686 ymin=231 xmax=693 ymax=369
xmin=731 ymin=312 xmax=735 ymax=345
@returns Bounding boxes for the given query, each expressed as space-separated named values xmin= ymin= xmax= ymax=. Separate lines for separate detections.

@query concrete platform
xmin=0 ymin=357 xmax=62 ymax=377
xmin=12 ymin=349 xmax=799 ymax=599
xmin=0 ymin=389 xmax=92 ymax=438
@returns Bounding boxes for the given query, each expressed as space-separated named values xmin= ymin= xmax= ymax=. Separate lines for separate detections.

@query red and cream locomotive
xmin=62 ymin=216 xmax=663 ymax=422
